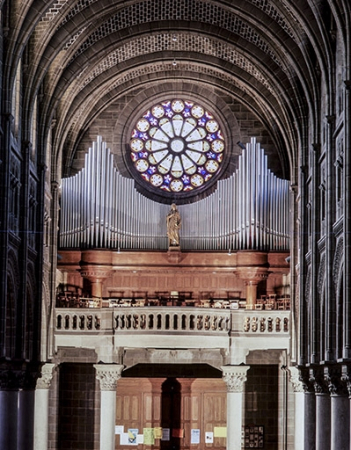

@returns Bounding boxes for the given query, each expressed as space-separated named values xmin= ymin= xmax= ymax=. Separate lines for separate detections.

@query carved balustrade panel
xmin=55 ymin=308 xmax=290 ymax=335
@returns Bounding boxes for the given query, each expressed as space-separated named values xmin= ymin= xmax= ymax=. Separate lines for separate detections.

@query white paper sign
xmin=205 ymin=432 xmax=214 ymax=443
xmin=191 ymin=429 xmax=200 ymax=444
xmin=120 ymin=433 xmax=129 ymax=445
xmin=115 ymin=425 xmax=124 ymax=435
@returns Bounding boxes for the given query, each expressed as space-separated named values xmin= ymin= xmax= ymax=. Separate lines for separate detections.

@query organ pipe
xmin=59 ymin=136 xmax=290 ymax=251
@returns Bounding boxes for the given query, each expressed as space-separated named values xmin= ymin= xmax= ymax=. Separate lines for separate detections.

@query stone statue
xmin=166 ymin=203 xmax=181 ymax=247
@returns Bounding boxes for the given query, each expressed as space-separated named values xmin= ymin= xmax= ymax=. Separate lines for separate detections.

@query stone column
xmin=288 ymin=367 xmax=315 ymax=450
xmin=0 ymin=361 xmax=39 ymax=450
xmin=325 ymin=366 xmax=350 ymax=450
xmin=34 ymin=363 xmax=56 ymax=450
xmin=0 ymin=389 xmax=18 ymax=450
xmin=309 ymin=368 xmax=331 ymax=450
xmin=94 ymin=364 xmax=124 ymax=450
xmin=18 ymin=389 xmax=35 ymax=450
xmin=341 ymin=364 xmax=351 ymax=450
xmin=221 ymin=365 xmax=250 ymax=450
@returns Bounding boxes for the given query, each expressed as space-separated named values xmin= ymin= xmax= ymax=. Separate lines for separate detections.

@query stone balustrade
xmin=114 ymin=309 xmax=231 ymax=333
xmin=55 ymin=307 xmax=290 ymax=335
xmin=56 ymin=311 xmax=102 ymax=331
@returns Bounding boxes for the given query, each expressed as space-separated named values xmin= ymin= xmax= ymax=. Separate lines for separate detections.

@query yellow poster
xmin=154 ymin=427 xmax=162 ymax=439
xmin=214 ymin=427 xmax=227 ymax=438
xmin=143 ymin=428 xmax=155 ymax=445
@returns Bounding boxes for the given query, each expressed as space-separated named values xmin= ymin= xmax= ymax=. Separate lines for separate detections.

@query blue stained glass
xmin=198 ymin=167 xmax=207 ymax=175
xmin=207 ymin=151 xmax=216 ymax=159
xmin=165 ymin=108 xmax=173 ymax=118
xmin=139 ymin=132 xmax=148 ymax=140
xmin=198 ymin=118 xmax=206 ymax=126
xmin=144 ymin=110 xmax=152 ymax=119
xmin=183 ymin=108 xmax=191 ymax=117
xmin=139 ymin=152 xmax=148 ymax=158
xmin=182 ymin=175 xmax=190 ymax=184
xmin=148 ymin=166 xmax=156 ymax=174
xmin=149 ymin=117 xmax=158 ymax=126
xmin=164 ymin=174 xmax=172 ymax=184
xmin=206 ymin=134 xmax=216 ymax=142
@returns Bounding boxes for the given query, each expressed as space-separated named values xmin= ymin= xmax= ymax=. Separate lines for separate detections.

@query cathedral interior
xmin=0 ymin=1 xmax=350 ymax=449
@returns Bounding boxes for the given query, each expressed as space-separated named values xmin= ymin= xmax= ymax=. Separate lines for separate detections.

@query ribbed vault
xmin=5 ymin=0 xmax=348 ymax=188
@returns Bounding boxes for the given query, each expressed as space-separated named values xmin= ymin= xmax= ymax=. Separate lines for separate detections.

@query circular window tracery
xmin=130 ymin=99 xmax=225 ymax=195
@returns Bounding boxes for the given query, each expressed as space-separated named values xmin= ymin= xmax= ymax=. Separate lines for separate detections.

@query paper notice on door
xmin=214 ymin=427 xmax=227 ymax=438
xmin=191 ymin=429 xmax=200 ymax=444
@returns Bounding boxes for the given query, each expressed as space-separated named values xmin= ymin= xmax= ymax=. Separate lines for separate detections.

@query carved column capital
xmin=341 ymin=365 xmax=351 ymax=397
xmin=80 ymin=268 xmax=111 ymax=280
xmin=36 ymin=363 xmax=56 ymax=390
xmin=309 ymin=367 xmax=328 ymax=394
xmin=221 ymin=365 xmax=250 ymax=393
xmin=324 ymin=365 xmax=347 ymax=396
xmin=291 ymin=367 xmax=315 ymax=393
xmin=236 ymin=269 xmax=269 ymax=283
xmin=287 ymin=367 xmax=305 ymax=393
xmin=0 ymin=360 xmax=41 ymax=390
xmin=94 ymin=364 xmax=124 ymax=391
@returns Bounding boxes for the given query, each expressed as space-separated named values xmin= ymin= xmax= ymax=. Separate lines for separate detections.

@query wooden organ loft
xmin=56 ymin=136 xmax=291 ymax=313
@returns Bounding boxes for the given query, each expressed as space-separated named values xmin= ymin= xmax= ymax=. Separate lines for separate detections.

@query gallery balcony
xmin=54 ymin=303 xmax=291 ymax=355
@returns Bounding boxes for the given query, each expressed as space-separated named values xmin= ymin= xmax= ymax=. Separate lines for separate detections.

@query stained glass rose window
xmin=130 ymin=99 xmax=225 ymax=194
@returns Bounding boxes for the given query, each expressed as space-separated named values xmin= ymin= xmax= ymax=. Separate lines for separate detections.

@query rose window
xmin=130 ymin=99 xmax=225 ymax=194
